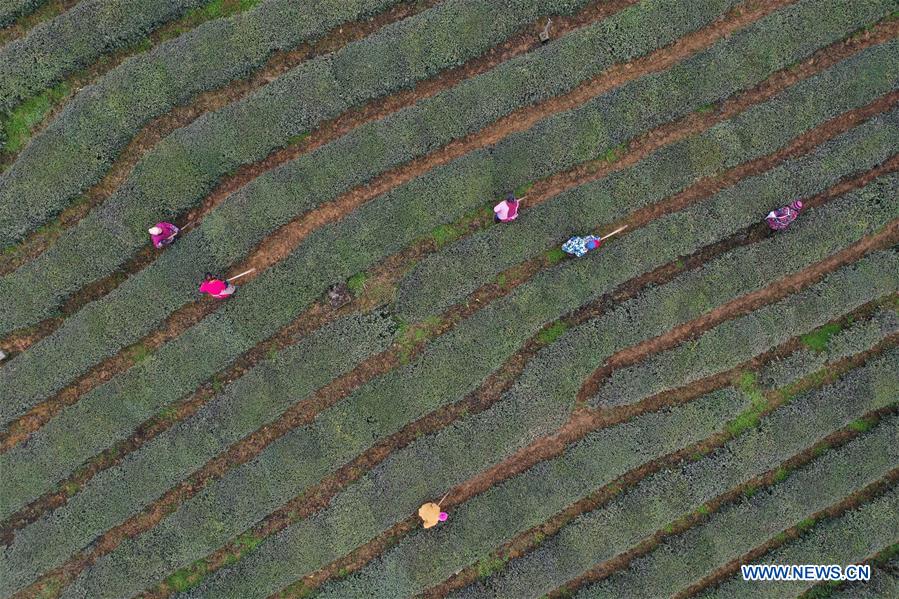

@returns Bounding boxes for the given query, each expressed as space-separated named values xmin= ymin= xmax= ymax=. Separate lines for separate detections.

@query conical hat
xmin=418 ymin=502 xmax=441 ymax=528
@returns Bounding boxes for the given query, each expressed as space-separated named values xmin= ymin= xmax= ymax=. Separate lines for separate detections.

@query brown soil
xmin=146 ymin=183 xmax=896 ymax=598
xmin=546 ymin=340 xmax=899 ymax=598
xmin=8 ymin=10 xmax=899 ymax=599
xmin=0 ymin=0 xmax=441 ymax=270
xmin=422 ymin=299 xmax=893 ymax=595
xmin=3 ymin=31 xmax=894 ymax=576
xmin=0 ymin=0 xmax=80 ymax=46
xmin=576 ymin=220 xmax=899 ymax=404
xmin=0 ymin=0 xmax=793 ymax=355
xmin=292 ymin=327 xmax=899 ymax=599
xmin=674 ymin=471 xmax=899 ymax=599
xmin=433 ymin=400 xmax=898 ymax=599
xmin=6 ymin=0 xmax=888 ymax=455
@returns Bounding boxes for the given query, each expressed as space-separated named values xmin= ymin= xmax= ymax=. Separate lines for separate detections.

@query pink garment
xmin=200 ymin=279 xmax=234 ymax=299
xmin=151 ymin=222 xmax=179 ymax=248
xmin=493 ymin=200 xmax=520 ymax=222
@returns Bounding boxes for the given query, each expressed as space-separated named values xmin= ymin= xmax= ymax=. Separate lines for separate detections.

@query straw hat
xmin=148 ymin=226 xmax=162 ymax=235
xmin=418 ymin=502 xmax=442 ymax=528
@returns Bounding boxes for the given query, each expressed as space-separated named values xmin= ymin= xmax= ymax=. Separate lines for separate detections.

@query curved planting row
xmin=0 ymin=0 xmax=48 ymax=28
xmin=448 ymin=350 xmax=898 ymax=599
xmin=570 ymin=418 xmax=897 ymax=598
xmin=0 ymin=312 xmax=399 ymax=596
xmin=0 ymin=0 xmax=746 ymax=346
xmin=828 ymin=556 xmax=899 ymax=598
xmin=699 ymin=486 xmax=899 ymax=599
xmin=0 ymin=0 xmax=607 ymax=251
xmin=237 ymin=264 xmax=899 ymax=599
xmin=394 ymin=38 xmax=899 ymax=320
xmin=3 ymin=84 xmax=894 ymax=548
xmin=757 ymin=307 xmax=899 ymax=389
xmin=3 ymin=67 xmax=891 ymax=583
xmin=0 ymin=0 xmax=209 ymax=112
xmin=0 ymin=0 xmax=880 ymax=426
xmin=0 ymin=0 xmax=410 ymax=245
xmin=245 ymin=390 xmax=752 ymax=599
xmin=590 ymin=261 xmax=899 ymax=408
xmin=2 ymin=111 xmax=894 ymax=578
xmin=5 ymin=98 xmax=892 ymax=599
xmin=59 ymin=196 xmax=899 ymax=599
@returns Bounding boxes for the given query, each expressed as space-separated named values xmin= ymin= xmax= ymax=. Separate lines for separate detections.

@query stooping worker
xmin=562 ymin=225 xmax=627 ymax=258
xmin=765 ymin=200 xmax=803 ymax=231
xmin=493 ymin=193 xmax=522 ymax=223
xmin=199 ymin=272 xmax=236 ymax=299
xmin=148 ymin=221 xmax=179 ymax=248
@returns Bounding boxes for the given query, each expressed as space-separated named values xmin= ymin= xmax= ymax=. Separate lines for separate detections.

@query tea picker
xmin=765 ymin=200 xmax=803 ymax=231
xmin=419 ymin=491 xmax=451 ymax=529
xmin=494 ymin=193 xmax=525 ymax=223
xmin=148 ymin=221 xmax=180 ymax=248
xmin=562 ymin=225 xmax=627 ymax=258
xmin=199 ymin=269 xmax=255 ymax=299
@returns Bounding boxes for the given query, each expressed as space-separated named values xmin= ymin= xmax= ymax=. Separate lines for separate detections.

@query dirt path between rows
xmin=431 ymin=383 xmax=898 ymax=598
xmin=421 ymin=299 xmax=893 ymax=594
xmin=3 ymin=34 xmax=894 ymax=565
xmin=285 ymin=326 xmax=899 ymax=598
xmin=0 ymin=0 xmax=792 ymax=358
xmin=0 ymin=0 xmax=81 ymax=46
xmin=675 ymin=471 xmax=899 ymax=599
xmin=143 ymin=183 xmax=896 ymax=597
xmin=0 ymin=0 xmax=442 ymax=270
xmin=6 ymin=0 xmax=883 ymax=457
xmin=577 ymin=220 xmax=899 ymax=403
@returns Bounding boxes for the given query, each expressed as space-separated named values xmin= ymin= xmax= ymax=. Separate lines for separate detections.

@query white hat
xmin=148 ymin=226 xmax=162 ymax=236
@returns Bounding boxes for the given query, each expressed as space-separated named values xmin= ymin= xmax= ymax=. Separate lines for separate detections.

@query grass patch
xmin=475 ymin=554 xmax=506 ymax=579
xmin=347 ymin=272 xmax=368 ymax=295
xmin=128 ymin=343 xmax=153 ymax=363
xmin=696 ymin=102 xmax=716 ymax=114
xmin=726 ymin=410 xmax=760 ymax=437
xmin=545 ymin=246 xmax=567 ymax=265
xmin=514 ymin=182 xmax=534 ymax=197
xmin=597 ymin=143 xmax=627 ymax=163
xmin=800 ymin=322 xmax=843 ymax=352
xmin=166 ymin=558 xmax=209 ymax=593
xmin=796 ymin=517 xmax=816 ymax=532
xmin=396 ymin=316 xmax=442 ymax=362
xmin=772 ymin=467 xmax=789 ymax=483
xmin=536 ymin=321 xmax=569 ymax=345
xmin=431 ymin=223 xmax=461 ymax=248
xmin=848 ymin=416 xmax=875 ymax=432
xmin=2 ymin=82 xmax=70 ymax=154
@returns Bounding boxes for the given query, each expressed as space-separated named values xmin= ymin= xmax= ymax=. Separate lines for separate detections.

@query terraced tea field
xmin=0 ymin=0 xmax=897 ymax=597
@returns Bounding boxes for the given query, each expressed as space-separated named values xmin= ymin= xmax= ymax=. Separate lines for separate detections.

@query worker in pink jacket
xmin=493 ymin=193 xmax=521 ymax=223
xmin=148 ymin=222 xmax=179 ymax=248
xmin=199 ymin=273 xmax=235 ymax=299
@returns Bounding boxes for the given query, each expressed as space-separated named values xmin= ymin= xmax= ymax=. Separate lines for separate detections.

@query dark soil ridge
xmin=282 ymin=336 xmax=899 ymax=599
xmin=0 ymin=0 xmax=442 ymax=269
xmin=0 ymin=0 xmax=793 ymax=357
xmin=423 ymin=302 xmax=895 ymax=596
xmin=543 ymin=354 xmax=899 ymax=597
xmin=2 ymin=71 xmax=893 ymax=558
xmin=139 ymin=189 xmax=895 ymax=597
xmin=0 ymin=0 xmax=633 ymax=297
xmin=0 ymin=0 xmax=282 ymax=173
xmin=673 ymin=471 xmax=899 ymax=599
xmin=3 ymin=5 xmax=882 ymax=456
xmin=0 ymin=0 xmax=81 ymax=46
